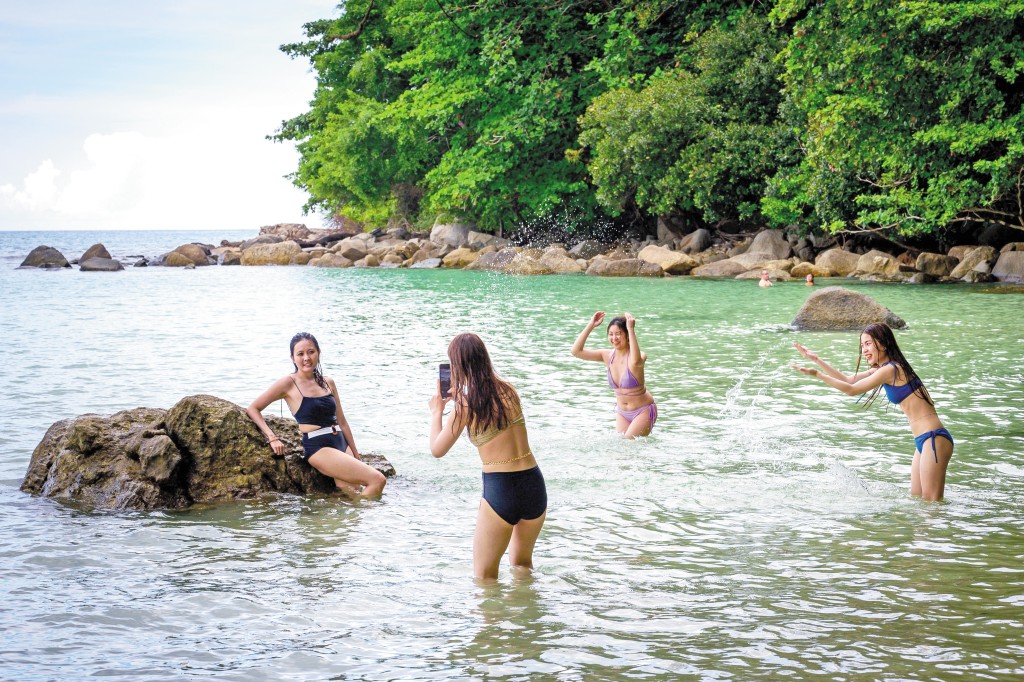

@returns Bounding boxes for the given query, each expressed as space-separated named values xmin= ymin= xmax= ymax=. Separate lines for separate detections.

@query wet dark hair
xmin=607 ymin=316 xmax=629 ymax=345
xmin=447 ymin=333 xmax=521 ymax=435
xmin=289 ymin=332 xmax=329 ymax=391
xmin=855 ymin=323 xmax=931 ymax=408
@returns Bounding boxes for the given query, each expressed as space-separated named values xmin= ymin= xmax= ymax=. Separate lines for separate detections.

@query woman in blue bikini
xmin=246 ymin=332 xmax=386 ymax=498
xmin=572 ymin=312 xmax=657 ymax=438
xmin=792 ymin=322 xmax=953 ymax=501
xmin=428 ymin=333 xmax=546 ymax=581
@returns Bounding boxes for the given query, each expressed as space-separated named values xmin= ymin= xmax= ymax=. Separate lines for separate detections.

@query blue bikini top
xmin=290 ymin=377 xmax=337 ymax=426
xmin=881 ymin=362 xmax=923 ymax=404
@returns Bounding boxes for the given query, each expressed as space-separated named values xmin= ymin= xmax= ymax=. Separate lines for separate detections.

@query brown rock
xmin=745 ymin=229 xmax=792 ymax=260
xmin=915 ymin=252 xmax=959 ymax=277
xmin=814 ymin=248 xmax=860 ymax=276
xmin=948 ymin=245 xmax=977 ymax=260
xmin=165 ymin=252 xmax=194 ymax=267
xmin=19 ymin=245 xmax=71 ymax=269
xmin=79 ymin=257 xmax=124 ymax=272
xmin=736 ymin=268 xmax=791 ymax=281
xmin=992 ymin=251 xmax=1024 ymax=283
xmin=791 ymin=262 xmax=834 ymax=278
xmin=172 ymin=243 xmax=211 ymax=266
xmin=855 ymin=249 xmax=903 ymax=276
xmin=241 ymin=241 xmax=303 ymax=266
xmin=259 ymin=223 xmax=312 ymax=241
xmin=313 ymin=253 xmax=354 ymax=268
xmin=677 ymin=228 xmax=712 ymax=254
xmin=20 ymin=396 xmax=396 ymax=510
xmin=442 ymin=247 xmax=481 ymax=268
xmin=80 ymin=244 xmax=111 ymax=261
xmin=585 ymin=258 xmax=664 ymax=277
xmin=464 ymin=248 xmax=517 ymax=272
xmin=792 ymin=286 xmax=907 ymax=330
xmin=949 ymin=246 xmax=997 ymax=279
xmin=691 ymin=259 xmax=749 ymax=277
xmin=637 ymin=244 xmax=698 ymax=275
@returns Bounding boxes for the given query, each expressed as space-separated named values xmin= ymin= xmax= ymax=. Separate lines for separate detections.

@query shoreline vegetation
xmin=268 ymin=2 xmax=1024 ymax=256
xmin=16 ymin=222 xmax=1024 ymax=285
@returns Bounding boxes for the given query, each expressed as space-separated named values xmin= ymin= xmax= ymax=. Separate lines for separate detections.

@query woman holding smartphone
xmin=571 ymin=311 xmax=657 ymax=437
xmin=428 ymin=333 xmax=547 ymax=581
xmin=247 ymin=332 xmax=387 ymax=498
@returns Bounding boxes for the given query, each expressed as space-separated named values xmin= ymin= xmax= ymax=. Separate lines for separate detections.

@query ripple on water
xmin=0 ymin=263 xmax=1023 ymax=679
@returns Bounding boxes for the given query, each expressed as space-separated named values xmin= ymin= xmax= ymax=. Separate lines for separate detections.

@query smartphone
xmin=439 ymin=363 xmax=451 ymax=400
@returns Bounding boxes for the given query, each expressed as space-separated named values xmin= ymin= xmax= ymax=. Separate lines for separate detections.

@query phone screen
xmin=439 ymin=363 xmax=451 ymax=399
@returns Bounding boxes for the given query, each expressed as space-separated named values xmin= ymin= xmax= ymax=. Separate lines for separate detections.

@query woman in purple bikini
xmin=571 ymin=312 xmax=657 ymax=438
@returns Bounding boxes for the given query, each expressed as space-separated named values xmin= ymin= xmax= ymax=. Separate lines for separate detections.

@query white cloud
xmin=1 ymin=159 xmax=61 ymax=210
xmin=1 ymin=121 xmax=315 ymax=231
xmin=0 ymin=0 xmax=339 ymax=231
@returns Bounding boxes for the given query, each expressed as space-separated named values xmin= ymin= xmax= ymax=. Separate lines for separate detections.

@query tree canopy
xmin=274 ymin=0 xmax=1024 ymax=241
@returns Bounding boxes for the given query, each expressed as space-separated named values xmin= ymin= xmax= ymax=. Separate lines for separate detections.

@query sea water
xmin=1 ymin=230 xmax=1022 ymax=680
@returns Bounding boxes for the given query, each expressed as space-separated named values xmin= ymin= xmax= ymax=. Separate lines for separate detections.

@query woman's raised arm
xmin=571 ymin=311 xmax=608 ymax=362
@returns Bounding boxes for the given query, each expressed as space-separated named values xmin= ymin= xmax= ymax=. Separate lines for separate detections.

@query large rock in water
xmin=20 ymin=245 xmax=71 ymax=269
xmin=20 ymin=394 xmax=396 ymax=510
xmin=79 ymin=257 xmax=124 ymax=272
xmin=791 ymin=286 xmax=907 ymax=330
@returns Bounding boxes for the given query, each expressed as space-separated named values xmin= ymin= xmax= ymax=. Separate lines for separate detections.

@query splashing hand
xmin=793 ymin=342 xmax=819 ymax=363
xmin=790 ymin=364 xmax=818 ymax=377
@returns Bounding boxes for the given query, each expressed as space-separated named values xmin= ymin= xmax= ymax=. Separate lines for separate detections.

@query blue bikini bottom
xmin=914 ymin=427 xmax=954 ymax=463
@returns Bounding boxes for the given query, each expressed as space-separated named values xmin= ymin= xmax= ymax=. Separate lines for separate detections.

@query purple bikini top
xmin=607 ymin=350 xmax=643 ymax=391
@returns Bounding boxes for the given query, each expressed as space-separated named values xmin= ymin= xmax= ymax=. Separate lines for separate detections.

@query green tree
xmin=578 ymin=12 xmax=795 ymax=226
xmin=766 ymin=0 xmax=1024 ymax=237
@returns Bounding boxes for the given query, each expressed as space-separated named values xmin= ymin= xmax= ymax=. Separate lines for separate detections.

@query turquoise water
xmin=1 ymin=231 xmax=1023 ymax=680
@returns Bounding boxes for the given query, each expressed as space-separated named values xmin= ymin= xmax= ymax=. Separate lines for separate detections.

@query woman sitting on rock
xmin=428 ymin=333 xmax=546 ymax=581
xmin=246 ymin=332 xmax=386 ymax=498
xmin=791 ymin=323 xmax=953 ymax=501
xmin=571 ymin=312 xmax=658 ymax=438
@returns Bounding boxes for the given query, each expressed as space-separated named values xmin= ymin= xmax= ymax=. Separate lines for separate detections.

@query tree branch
xmin=329 ymin=0 xmax=375 ymax=42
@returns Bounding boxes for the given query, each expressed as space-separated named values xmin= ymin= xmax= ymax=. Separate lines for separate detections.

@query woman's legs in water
xmin=508 ymin=512 xmax=546 ymax=570
xmin=474 ymin=499 xmax=515 ymax=581
xmin=307 ymin=447 xmax=387 ymax=498
xmin=912 ymin=438 xmax=953 ymax=501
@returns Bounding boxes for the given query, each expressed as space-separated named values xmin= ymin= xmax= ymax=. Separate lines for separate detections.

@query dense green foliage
xmin=275 ymin=0 xmax=1024 ymax=239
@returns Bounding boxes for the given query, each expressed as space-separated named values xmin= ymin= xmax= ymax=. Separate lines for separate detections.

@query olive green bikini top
xmin=468 ymin=412 xmax=526 ymax=447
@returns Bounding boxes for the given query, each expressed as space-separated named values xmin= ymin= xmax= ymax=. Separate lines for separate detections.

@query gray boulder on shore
xmin=20 ymin=394 xmax=396 ymax=511
xmin=791 ymin=286 xmax=907 ymax=331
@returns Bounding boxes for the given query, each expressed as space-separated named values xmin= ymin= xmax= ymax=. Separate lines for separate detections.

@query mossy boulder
xmin=792 ymin=286 xmax=907 ymax=331
xmin=21 ymin=394 xmax=395 ymax=510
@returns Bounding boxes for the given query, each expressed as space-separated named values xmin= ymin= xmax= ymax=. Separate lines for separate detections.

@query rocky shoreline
xmin=16 ymin=221 xmax=1024 ymax=284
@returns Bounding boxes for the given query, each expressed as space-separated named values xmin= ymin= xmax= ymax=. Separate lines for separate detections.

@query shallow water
xmin=1 ymin=231 xmax=1023 ymax=680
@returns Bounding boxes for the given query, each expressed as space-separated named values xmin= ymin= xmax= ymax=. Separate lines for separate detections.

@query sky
xmin=0 ymin=1 xmax=340 ymax=231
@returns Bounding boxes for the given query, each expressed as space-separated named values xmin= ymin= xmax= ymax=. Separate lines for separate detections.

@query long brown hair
xmin=855 ymin=323 xmax=932 ymax=408
xmin=448 ymin=333 xmax=521 ymax=434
